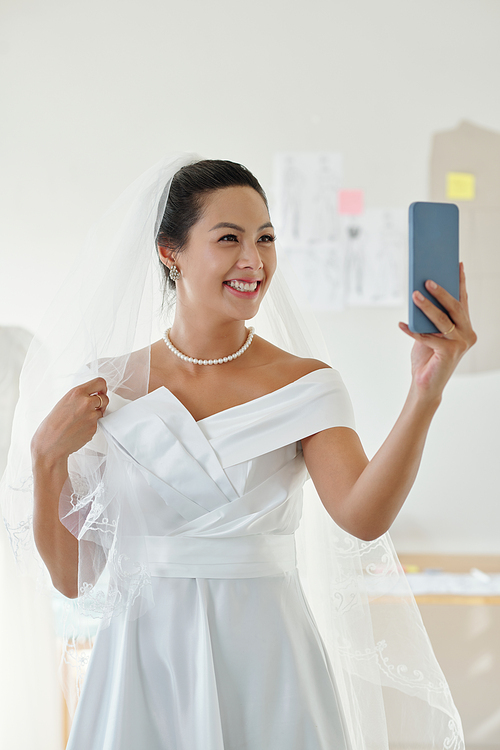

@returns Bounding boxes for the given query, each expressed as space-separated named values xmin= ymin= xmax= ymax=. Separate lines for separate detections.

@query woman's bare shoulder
xmin=252 ymin=335 xmax=331 ymax=384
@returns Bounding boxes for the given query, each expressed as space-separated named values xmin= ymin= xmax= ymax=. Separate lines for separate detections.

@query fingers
xmin=91 ymin=393 xmax=109 ymax=413
xmin=413 ymin=269 xmax=474 ymax=336
xmin=411 ymin=290 xmax=455 ymax=338
xmin=398 ymin=322 xmax=446 ymax=349
xmin=399 ymin=322 xmax=422 ymax=342
xmin=75 ymin=377 xmax=109 ymax=415
xmin=85 ymin=377 xmax=107 ymax=395
xmin=459 ymin=262 xmax=470 ymax=316
xmin=402 ymin=273 xmax=476 ymax=353
xmin=417 ymin=285 xmax=461 ymax=333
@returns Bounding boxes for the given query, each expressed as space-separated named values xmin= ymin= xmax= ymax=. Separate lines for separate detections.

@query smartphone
xmin=409 ymin=201 xmax=460 ymax=334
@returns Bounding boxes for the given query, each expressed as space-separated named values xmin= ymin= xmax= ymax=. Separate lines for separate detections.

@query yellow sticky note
xmin=446 ymin=172 xmax=476 ymax=200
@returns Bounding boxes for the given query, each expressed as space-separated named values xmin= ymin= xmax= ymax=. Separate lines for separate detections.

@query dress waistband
xmin=140 ymin=534 xmax=297 ymax=579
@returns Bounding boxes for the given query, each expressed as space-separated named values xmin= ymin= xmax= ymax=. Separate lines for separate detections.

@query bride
xmin=9 ymin=157 xmax=476 ymax=749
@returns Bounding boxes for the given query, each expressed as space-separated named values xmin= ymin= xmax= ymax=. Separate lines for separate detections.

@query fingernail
xmin=427 ymin=280 xmax=437 ymax=290
xmin=415 ymin=291 xmax=424 ymax=301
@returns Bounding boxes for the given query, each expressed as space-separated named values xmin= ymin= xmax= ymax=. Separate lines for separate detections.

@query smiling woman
xmin=1 ymin=155 xmax=474 ymax=750
xmin=148 ymin=165 xmax=326 ymax=420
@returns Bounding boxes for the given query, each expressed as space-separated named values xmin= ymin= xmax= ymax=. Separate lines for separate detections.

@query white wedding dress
xmin=66 ymin=367 xmax=356 ymax=750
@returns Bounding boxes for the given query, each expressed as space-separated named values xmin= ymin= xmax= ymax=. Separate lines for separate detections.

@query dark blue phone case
xmin=409 ymin=202 xmax=460 ymax=334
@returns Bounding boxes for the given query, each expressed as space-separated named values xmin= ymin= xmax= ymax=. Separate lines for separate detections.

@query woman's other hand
xmin=30 ymin=377 xmax=109 ymax=466
xmin=30 ymin=378 xmax=107 ymax=597
xmin=399 ymin=263 xmax=477 ymax=404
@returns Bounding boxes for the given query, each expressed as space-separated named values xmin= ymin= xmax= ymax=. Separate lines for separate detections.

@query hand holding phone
xmin=400 ymin=201 xmax=476 ymax=403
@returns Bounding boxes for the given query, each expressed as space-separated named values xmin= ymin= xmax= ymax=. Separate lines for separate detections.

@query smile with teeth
xmin=225 ymin=280 xmax=260 ymax=292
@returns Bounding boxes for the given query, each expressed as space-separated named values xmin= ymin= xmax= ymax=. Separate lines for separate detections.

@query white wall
xmin=1 ymin=0 xmax=499 ymax=553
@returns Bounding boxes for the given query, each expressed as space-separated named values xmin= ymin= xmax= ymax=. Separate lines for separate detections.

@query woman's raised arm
xmin=31 ymin=377 xmax=109 ymax=598
xmin=302 ymin=263 xmax=477 ymax=541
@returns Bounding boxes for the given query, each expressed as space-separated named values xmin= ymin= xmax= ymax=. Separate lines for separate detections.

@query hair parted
xmin=156 ymin=159 xmax=268 ymax=293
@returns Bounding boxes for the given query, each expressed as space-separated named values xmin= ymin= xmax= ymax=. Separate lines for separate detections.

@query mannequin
xmin=0 ymin=326 xmax=62 ymax=750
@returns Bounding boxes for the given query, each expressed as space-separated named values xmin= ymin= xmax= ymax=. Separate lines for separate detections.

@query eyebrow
xmin=209 ymin=222 xmax=274 ymax=232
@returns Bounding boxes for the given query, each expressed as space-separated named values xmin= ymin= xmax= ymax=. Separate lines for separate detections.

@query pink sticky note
xmin=338 ymin=189 xmax=364 ymax=215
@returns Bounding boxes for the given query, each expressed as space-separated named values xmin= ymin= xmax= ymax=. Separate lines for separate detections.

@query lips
xmin=225 ymin=279 xmax=260 ymax=292
xmin=223 ymin=279 xmax=262 ymax=297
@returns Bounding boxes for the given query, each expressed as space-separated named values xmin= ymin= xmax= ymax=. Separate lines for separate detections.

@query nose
xmin=237 ymin=240 xmax=264 ymax=270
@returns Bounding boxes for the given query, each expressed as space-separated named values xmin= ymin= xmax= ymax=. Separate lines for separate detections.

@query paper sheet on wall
xmin=342 ymin=209 xmax=406 ymax=307
xmin=281 ymin=243 xmax=347 ymax=311
xmin=274 ymin=152 xmax=343 ymax=247
xmin=446 ymin=172 xmax=476 ymax=201
xmin=338 ymin=189 xmax=364 ymax=215
xmin=274 ymin=153 xmax=406 ymax=311
xmin=273 ymin=153 xmax=345 ymax=310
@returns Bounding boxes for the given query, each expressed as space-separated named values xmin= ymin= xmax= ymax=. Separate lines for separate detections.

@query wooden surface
xmin=397 ymin=553 xmax=500 ymax=573
xmin=397 ymin=553 xmax=500 ymax=606
xmin=414 ymin=594 xmax=500 ymax=605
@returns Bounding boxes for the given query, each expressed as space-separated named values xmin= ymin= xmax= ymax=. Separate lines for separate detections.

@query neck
xmin=168 ymin=315 xmax=249 ymax=361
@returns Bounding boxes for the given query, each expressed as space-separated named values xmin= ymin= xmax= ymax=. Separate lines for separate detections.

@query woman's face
xmin=166 ymin=186 xmax=277 ymax=323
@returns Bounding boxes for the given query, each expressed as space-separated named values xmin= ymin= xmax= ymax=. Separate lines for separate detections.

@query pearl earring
xmin=169 ymin=264 xmax=181 ymax=282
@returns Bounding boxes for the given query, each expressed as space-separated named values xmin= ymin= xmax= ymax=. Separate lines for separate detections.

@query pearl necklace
xmin=163 ymin=327 xmax=255 ymax=365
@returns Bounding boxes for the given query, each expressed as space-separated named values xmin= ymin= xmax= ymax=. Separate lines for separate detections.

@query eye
xmin=219 ymin=234 xmax=238 ymax=242
xmin=258 ymin=234 xmax=277 ymax=243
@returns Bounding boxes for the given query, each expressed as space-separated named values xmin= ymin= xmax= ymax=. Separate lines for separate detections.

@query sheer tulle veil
xmin=0 ymin=153 xmax=464 ymax=749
